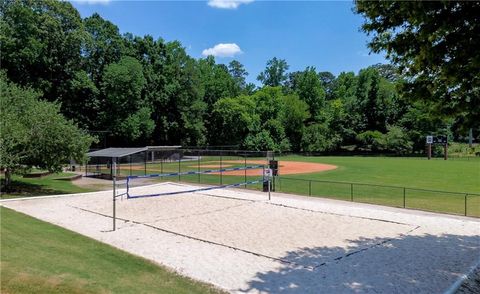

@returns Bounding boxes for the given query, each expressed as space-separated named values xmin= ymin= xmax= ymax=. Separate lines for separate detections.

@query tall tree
xmin=82 ymin=13 xmax=125 ymax=85
xmin=257 ymin=57 xmax=289 ymax=87
xmin=228 ymin=60 xmax=248 ymax=93
xmin=101 ymin=56 xmax=152 ymax=143
xmin=198 ymin=56 xmax=237 ymax=109
xmin=1 ymin=0 xmax=84 ymax=103
xmin=332 ymin=72 xmax=359 ymax=143
xmin=282 ymin=94 xmax=310 ymax=152
xmin=156 ymin=41 xmax=206 ymax=146
xmin=288 ymin=67 xmax=326 ymax=121
xmin=211 ymin=95 xmax=257 ymax=146
xmin=356 ymin=1 xmax=480 ymax=130
xmin=318 ymin=71 xmax=336 ymax=100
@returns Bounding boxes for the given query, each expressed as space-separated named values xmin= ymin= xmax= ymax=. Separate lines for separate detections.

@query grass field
xmin=0 ymin=207 xmax=224 ymax=294
xmin=274 ymin=156 xmax=480 ymax=217
xmin=0 ymin=173 xmax=93 ymax=199
xmin=278 ymin=155 xmax=480 ymax=193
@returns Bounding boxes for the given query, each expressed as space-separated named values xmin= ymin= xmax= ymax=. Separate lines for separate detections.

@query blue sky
xmin=72 ymin=0 xmax=387 ymax=85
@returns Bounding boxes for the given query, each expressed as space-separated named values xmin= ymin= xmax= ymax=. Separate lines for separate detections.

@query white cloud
xmin=72 ymin=0 xmax=111 ymax=5
xmin=207 ymin=0 xmax=254 ymax=9
xmin=202 ymin=43 xmax=243 ymax=57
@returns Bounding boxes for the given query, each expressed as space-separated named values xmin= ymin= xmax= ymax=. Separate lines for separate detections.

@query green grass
xmin=274 ymin=156 xmax=480 ymax=217
xmin=278 ymin=155 xmax=480 ymax=193
xmin=0 ymin=207 xmax=224 ymax=294
xmin=1 ymin=173 xmax=92 ymax=199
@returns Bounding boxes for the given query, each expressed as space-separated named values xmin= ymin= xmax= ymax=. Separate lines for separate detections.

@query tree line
xmin=1 ymin=0 xmax=478 ymax=157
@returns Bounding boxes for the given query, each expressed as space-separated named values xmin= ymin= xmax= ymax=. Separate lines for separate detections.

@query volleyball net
xmin=125 ymin=165 xmax=268 ymax=199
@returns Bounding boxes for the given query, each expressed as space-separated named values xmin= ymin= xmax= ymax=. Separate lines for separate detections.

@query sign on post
xmin=425 ymin=135 xmax=448 ymax=160
xmin=264 ymin=168 xmax=273 ymax=178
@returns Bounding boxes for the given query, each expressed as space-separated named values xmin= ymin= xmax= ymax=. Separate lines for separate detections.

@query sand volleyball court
xmin=2 ymin=182 xmax=479 ymax=293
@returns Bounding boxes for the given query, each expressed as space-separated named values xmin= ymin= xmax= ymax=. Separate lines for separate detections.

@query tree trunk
xmin=4 ymin=168 xmax=12 ymax=191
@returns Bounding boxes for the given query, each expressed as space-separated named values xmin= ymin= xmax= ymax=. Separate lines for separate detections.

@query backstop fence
xmin=85 ymin=148 xmax=271 ymax=190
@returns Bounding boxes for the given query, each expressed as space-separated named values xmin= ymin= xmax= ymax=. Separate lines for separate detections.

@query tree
xmin=101 ymin=56 xmax=152 ymax=142
xmin=288 ymin=67 xmax=326 ymax=121
xmin=318 ymin=71 xmax=336 ymax=100
xmin=257 ymin=57 xmax=289 ymax=87
xmin=82 ymin=13 xmax=125 ymax=85
xmin=332 ymin=71 xmax=360 ymax=143
xmin=282 ymin=94 xmax=310 ymax=151
xmin=370 ymin=64 xmax=399 ymax=82
xmin=156 ymin=41 xmax=207 ymax=146
xmin=198 ymin=56 xmax=237 ymax=109
xmin=356 ymin=1 xmax=480 ymax=130
xmin=228 ymin=60 xmax=248 ymax=93
xmin=211 ymin=95 xmax=257 ymax=146
xmin=301 ymin=123 xmax=341 ymax=152
xmin=0 ymin=75 xmax=94 ymax=189
xmin=1 ymin=0 xmax=84 ymax=103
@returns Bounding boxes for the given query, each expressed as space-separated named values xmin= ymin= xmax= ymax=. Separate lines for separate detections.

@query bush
xmin=356 ymin=130 xmax=386 ymax=151
xmin=384 ymin=126 xmax=413 ymax=154
xmin=301 ymin=123 xmax=341 ymax=152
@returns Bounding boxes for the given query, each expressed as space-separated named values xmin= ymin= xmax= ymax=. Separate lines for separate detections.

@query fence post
xmin=403 ymin=187 xmax=406 ymax=208
xmin=220 ymin=154 xmax=223 ymax=185
xmin=309 ymin=180 xmax=312 ymax=196
xmin=198 ymin=151 xmax=201 ymax=183
xmin=350 ymin=183 xmax=354 ymax=201
xmin=178 ymin=155 xmax=181 ymax=182
xmin=244 ymin=155 xmax=247 ymax=188
xmin=465 ymin=194 xmax=468 ymax=216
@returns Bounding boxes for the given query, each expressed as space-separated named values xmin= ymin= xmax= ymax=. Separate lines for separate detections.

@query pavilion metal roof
xmin=146 ymin=145 xmax=182 ymax=151
xmin=87 ymin=147 xmax=147 ymax=158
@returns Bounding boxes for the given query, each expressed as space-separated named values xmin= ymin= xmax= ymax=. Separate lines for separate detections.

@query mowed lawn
xmin=1 ymin=173 xmax=93 ymax=199
xmin=0 ymin=207 xmax=224 ymax=294
xmin=275 ymin=156 xmax=480 ymax=217
xmin=278 ymin=155 xmax=479 ymax=193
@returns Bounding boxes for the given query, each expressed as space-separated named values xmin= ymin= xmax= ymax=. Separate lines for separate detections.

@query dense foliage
xmin=1 ymin=0 xmax=477 ymax=155
xmin=0 ymin=74 xmax=94 ymax=187
xmin=355 ymin=1 xmax=480 ymax=132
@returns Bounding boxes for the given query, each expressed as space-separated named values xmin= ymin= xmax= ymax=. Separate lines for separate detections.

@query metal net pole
xmin=112 ymin=159 xmax=116 ymax=231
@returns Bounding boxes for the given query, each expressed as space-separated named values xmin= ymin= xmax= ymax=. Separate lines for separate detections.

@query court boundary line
xmin=68 ymin=203 xmax=420 ymax=270
xmin=68 ymin=204 xmax=315 ymax=269
xmin=165 ymin=182 xmax=415 ymax=227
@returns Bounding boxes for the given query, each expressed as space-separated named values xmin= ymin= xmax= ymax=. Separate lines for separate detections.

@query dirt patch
xmin=217 ymin=160 xmax=337 ymax=176
xmin=126 ymin=161 xmax=336 ymax=176
xmin=188 ymin=164 xmax=234 ymax=168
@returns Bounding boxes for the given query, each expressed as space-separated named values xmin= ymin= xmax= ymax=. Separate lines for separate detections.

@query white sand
xmin=2 ymin=182 xmax=479 ymax=293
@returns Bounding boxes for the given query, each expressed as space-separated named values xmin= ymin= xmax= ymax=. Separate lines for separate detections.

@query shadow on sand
xmin=241 ymin=233 xmax=480 ymax=293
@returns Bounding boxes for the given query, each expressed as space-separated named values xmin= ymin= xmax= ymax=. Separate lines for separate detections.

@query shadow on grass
xmin=0 ymin=179 xmax=69 ymax=199
xmin=241 ymin=233 xmax=480 ymax=293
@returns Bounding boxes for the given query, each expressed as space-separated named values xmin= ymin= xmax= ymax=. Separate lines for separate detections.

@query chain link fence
xmin=276 ymin=177 xmax=480 ymax=217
